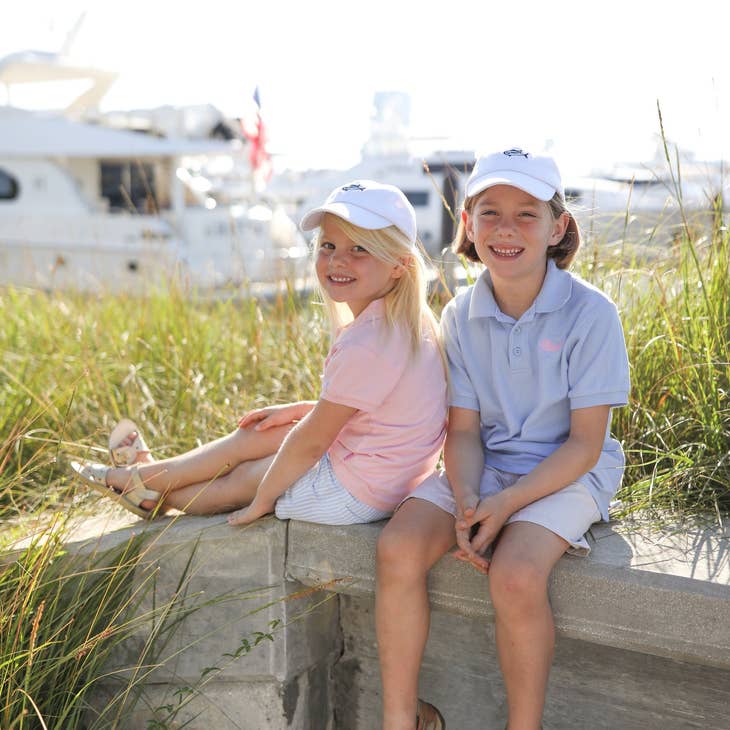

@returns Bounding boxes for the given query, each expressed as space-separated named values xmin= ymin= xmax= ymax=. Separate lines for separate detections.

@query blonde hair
xmin=314 ymin=213 xmax=441 ymax=356
xmin=452 ymin=191 xmax=582 ymax=269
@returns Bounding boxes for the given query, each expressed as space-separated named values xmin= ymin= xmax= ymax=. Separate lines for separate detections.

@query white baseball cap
xmin=300 ymin=179 xmax=417 ymax=246
xmin=466 ymin=148 xmax=563 ymax=201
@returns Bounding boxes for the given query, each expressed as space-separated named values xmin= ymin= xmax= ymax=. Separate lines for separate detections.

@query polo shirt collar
xmin=468 ymin=260 xmax=573 ymax=321
xmin=468 ymin=269 xmax=501 ymax=320
xmin=336 ymin=297 xmax=385 ymax=338
xmin=348 ymin=297 xmax=386 ymax=327
xmin=535 ymin=260 xmax=573 ymax=313
xmin=358 ymin=297 xmax=385 ymax=320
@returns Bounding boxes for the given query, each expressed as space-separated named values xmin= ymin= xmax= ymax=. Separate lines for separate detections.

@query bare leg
xmin=105 ymin=424 xmax=292 ymax=498
xmin=488 ymin=522 xmax=568 ymax=730
xmin=160 ymin=455 xmax=275 ymax=514
xmin=376 ymin=499 xmax=456 ymax=730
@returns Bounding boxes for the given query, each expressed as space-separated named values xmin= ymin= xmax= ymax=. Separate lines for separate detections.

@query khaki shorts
xmin=405 ymin=465 xmax=601 ymax=555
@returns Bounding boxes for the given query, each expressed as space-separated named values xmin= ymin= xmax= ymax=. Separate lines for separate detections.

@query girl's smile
xmin=315 ymin=216 xmax=403 ymax=317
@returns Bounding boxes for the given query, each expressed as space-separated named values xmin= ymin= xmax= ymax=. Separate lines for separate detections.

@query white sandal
xmin=109 ymin=419 xmax=151 ymax=467
xmin=70 ymin=460 xmax=161 ymax=520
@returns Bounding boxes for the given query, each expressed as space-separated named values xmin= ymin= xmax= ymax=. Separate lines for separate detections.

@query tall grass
xmin=0 ymin=284 xmax=325 ymax=525
xmin=573 ymin=193 xmax=729 ymax=519
xmin=613 ymin=202 xmax=728 ymax=520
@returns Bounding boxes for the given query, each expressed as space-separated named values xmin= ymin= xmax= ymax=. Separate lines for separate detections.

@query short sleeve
xmin=441 ymin=299 xmax=480 ymax=412
xmin=321 ymin=337 xmax=407 ymax=412
xmin=568 ymin=300 xmax=630 ymax=410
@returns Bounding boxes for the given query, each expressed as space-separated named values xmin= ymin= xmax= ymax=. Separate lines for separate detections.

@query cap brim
xmin=467 ymin=171 xmax=556 ymax=201
xmin=299 ymin=202 xmax=393 ymax=232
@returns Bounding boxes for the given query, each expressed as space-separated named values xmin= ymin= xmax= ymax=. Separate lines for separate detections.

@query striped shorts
xmin=274 ymin=453 xmax=391 ymax=525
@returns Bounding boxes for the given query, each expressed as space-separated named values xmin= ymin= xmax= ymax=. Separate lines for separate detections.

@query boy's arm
xmin=443 ymin=406 xmax=487 ymax=564
xmin=228 ymin=398 xmax=355 ymax=524
xmin=444 ymin=406 xmax=484 ymax=507
xmin=463 ymin=404 xmax=611 ymax=557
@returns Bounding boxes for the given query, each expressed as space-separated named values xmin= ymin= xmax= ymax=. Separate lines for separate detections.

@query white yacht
xmin=272 ymin=93 xmax=727 ymax=257
xmin=0 ymin=51 xmax=309 ymax=293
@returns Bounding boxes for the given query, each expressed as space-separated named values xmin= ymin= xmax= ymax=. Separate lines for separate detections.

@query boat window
xmin=403 ymin=190 xmax=429 ymax=207
xmin=0 ymin=168 xmax=19 ymax=200
xmin=101 ymin=161 xmax=156 ymax=212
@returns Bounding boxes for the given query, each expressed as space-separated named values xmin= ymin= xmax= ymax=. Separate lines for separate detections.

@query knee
xmin=488 ymin=556 xmax=549 ymax=610
xmin=376 ymin=525 xmax=429 ymax=583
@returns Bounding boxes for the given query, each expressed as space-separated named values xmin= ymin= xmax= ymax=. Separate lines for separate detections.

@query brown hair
xmin=452 ymin=190 xmax=581 ymax=269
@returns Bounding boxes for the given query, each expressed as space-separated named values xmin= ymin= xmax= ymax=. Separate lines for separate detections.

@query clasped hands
xmin=453 ymin=492 xmax=510 ymax=575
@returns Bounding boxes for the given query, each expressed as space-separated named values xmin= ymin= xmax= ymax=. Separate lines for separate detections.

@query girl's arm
xmin=228 ymin=398 xmax=356 ymax=525
xmin=460 ymin=404 xmax=611 ymax=561
xmin=238 ymin=401 xmax=318 ymax=430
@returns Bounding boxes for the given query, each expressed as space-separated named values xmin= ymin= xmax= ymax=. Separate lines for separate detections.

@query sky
xmin=1 ymin=0 xmax=729 ymax=176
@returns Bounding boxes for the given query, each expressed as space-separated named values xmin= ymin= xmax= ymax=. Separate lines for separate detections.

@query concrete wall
xmin=74 ymin=514 xmax=730 ymax=729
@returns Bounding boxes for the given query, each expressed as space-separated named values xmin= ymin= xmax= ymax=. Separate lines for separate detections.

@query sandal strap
xmin=123 ymin=466 xmax=161 ymax=507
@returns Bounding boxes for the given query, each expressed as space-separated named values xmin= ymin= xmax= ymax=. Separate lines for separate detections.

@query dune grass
xmin=573 ymin=197 xmax=729 ymax=520
xmin=0 ymin=284 xmax=325 ymax=527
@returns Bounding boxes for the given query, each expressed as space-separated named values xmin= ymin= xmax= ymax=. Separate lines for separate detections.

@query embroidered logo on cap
xmin=503 ymin=148 xmax=529 ymax=158
xmin=341 ymin=183 xmax=366 ymax=192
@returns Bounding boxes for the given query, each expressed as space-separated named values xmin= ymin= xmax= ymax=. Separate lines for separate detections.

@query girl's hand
xmin=227 ymin=497 xmax=275 ymax=525
xmin=238 ymin=402 xmax=312 ymax=431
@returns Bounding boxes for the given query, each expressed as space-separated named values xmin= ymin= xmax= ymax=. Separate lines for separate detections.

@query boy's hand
xmin=454 ymin=493 xmax=512 ymax=573
xmin=453 ymin=493 xmax=490 ymax=574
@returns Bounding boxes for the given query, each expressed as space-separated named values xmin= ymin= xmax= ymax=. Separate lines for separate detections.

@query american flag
xmin=240 ymin=86 xmax=272 ymax=187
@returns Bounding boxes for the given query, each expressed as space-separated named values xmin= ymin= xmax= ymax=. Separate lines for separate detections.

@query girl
xmin=376 ymin=149 xmax=630 ymax=730
xmin=71 ymin=180 xmax=447 ymax=527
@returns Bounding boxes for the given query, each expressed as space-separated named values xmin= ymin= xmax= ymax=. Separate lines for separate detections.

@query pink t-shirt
xmin=321 ymin=298 xmax=447 ymax=511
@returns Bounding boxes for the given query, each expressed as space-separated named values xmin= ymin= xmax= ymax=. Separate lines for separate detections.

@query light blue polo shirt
xmin=441 ymin=260 xmax=630 ymax=520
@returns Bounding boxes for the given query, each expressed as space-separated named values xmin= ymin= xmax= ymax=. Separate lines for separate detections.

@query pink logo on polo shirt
xmin=539 ymin=337 xmax=564 ymax=353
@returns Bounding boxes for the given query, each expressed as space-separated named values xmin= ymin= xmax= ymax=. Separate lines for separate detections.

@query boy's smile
xmin=465 ymin=185 xmax=568 ymax=299
xmin=464 ymin=185 xmax=568 ymax=317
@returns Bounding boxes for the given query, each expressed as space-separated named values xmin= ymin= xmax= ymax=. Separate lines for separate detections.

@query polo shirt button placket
xmin=508 ymin=320 xmax=529 ymax=371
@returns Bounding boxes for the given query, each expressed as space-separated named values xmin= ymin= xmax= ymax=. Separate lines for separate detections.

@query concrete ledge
xmin=60 ymin=512 xmax=730 ymax=728
xmin=287 ymin=518 xmax=730 ymax=670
